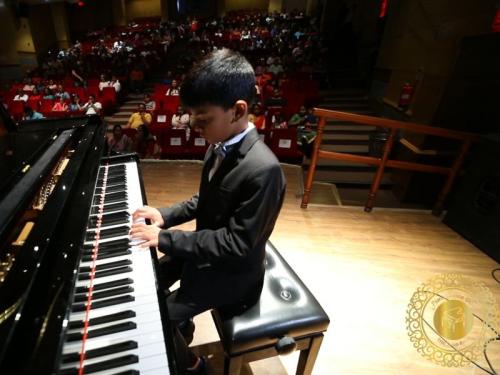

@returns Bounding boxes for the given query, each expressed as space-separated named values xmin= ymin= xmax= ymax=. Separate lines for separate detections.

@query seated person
xmin=42 ymin=88 xmax=55 ymax=100
xmin=98 ymin=74 xmax=110 ymax=91
xmin=68 ymin=95 xmax=82 ymax=111
xmin=129 ymin=48 xmax=286 ymax=374
xmin=165 ymin=79 xmax=180 ymax=96
xmin=143 ymin=94 xmax=156 ymax=111
xmin=248 ymin=103 xmax=266 ymax=130
xmin=304 ymin=106 xmax=318 ymax=128
xmin=171 ymin=105 xmax=191 ymax=140
xmin=271 ymin=111 xmax=288 ymax=129
xmin=132 ymin=124 xmax=161 ymax=159
xmin=265 ymin=88 xmax=286 ymax=107
xmin=54 ymin=85 xmax=70 ymax=100
xmin=288 ymin=105 xmax=307 ymax=127
xmin=22 ymin=78 xmax=35 ymax=92
xmin=23 ymin=106 xmax=45 ymax=120
xmin=126 ymin=103 xmax=152 ymax=130
xmin=108 ymin=124 xmax=132 ymax=155
xmin=30 ymin=88 xmax=43 ymax=102
xmin=52 ymin=97 xmax=68 ymax=112
xmin=110 ymin=75 xmax=121 ymax=93
xmin=13 ymin=89 xmax=28 ymax=102
xmin=81 ymin=95 xmax=102 ymax=115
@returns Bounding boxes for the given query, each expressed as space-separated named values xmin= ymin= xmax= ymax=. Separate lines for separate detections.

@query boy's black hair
xmin=180 ymin=48 xmax=256 ymax=110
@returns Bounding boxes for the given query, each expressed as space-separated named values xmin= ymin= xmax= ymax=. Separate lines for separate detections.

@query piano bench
xmin=211 ymin=242 xmax=330 ymax=375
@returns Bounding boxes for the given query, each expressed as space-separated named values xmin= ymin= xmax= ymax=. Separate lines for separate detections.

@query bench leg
xmin=296 ymin=334 xmax=324 ymax=375
xmin=224 ymin=354 xmax=243 ymax=375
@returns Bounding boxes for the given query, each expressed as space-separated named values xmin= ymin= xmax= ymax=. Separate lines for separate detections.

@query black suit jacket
xmin=158 ymin=128 xmax=286 ymax=306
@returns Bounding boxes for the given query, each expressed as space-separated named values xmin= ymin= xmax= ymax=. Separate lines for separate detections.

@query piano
xmin=0 ymin=105 xmax=178 ymax=374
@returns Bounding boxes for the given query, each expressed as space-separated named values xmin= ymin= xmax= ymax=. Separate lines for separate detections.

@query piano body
xmin=0 ymin=106 xmax=178 ymax=374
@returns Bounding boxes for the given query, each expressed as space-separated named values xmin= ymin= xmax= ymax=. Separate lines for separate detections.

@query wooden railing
xmin=301 ymin=108 xmax=481 ymax=215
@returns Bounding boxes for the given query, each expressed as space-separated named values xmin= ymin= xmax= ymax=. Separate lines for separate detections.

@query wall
xmin=224 ymin=0 xmax=270 ymax=12
xmin=66 ymin=1 xmax=114 ymax=39
xmin=374 ymin=0 xmax=496 ymax=124
xmin=28 ymin=4 xmax=58 ymax=55
xmin=126 ymin=0 xmax=161 ymax=20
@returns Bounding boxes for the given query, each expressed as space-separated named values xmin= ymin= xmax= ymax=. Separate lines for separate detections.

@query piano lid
xmin=0 ymin=131 xmax=57 ymax=197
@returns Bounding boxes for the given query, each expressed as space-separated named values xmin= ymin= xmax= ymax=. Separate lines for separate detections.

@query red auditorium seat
xmin=151 ymin=110 xmax=171 ymax=126
xmin=161 ymin=128 xmax=188 ymax=159
xmin=162 ymin=95 xmax=180 ymax=114
xmin=186 ymin=130 xmax=209 ymax=159
xmin=9 ymin=101 xmax=25 ymax=120
xmin=269 ymin=128 xmax=303 ymax=164
xmin=40 ymin=99 xmax=55 ymax=114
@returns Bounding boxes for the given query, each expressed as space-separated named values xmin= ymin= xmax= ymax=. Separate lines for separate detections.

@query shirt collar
xmin=221 ymin=122 xmax=255 ymax=148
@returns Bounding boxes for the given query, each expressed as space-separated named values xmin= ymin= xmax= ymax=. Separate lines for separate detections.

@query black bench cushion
xmin=212 ymin=242 xmax=330 ymax=355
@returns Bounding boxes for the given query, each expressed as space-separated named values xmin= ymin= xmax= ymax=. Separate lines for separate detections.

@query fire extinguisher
xmin=398 ymin=82 xmax=414 ymax=109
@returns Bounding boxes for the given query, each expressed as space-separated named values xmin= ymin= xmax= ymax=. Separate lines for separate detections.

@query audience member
xmin=81 ymin=95 xmax=102 ymax=115
xmin=288 ymin=105 xmax=307 ymax=127
xmin=13 ymin=89 xmax=28 ymax=102
xmin=52 ymin=96 xmax=68 ymax=112
xmin=133 ymin=124 xmax=161 ymax=159
xmin=248 ymin=103 xmax=266 ymax=129
xmin=171 ymin=105 xmax=191 ymax=139
xmin=108 ymin=124 xmax=133 ymax=155
xmin=166 ymin=79 xmax=180 ymax=96
xmin=68 ymin=95 xmax=82 ymax=111
xmin=23 ymin=106 xmax=45 ymax=120
xmin=143 ymin=94 xmax=156 ymax=111
xmin=126 ymin=103 xmax=152 ymax=129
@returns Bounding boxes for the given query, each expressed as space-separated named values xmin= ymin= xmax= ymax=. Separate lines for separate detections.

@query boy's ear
xmin=233 ymin=100 xmax=248 ymax=121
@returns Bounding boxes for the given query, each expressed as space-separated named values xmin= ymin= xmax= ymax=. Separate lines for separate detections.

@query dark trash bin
xmin=369 ymin=129 xmax=389 ymax=158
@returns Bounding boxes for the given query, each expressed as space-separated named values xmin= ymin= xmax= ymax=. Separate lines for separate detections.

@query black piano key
xmin=73 ymin=285 xmax=134 ymax=303
xmin=111 ymin=371 xmax=140 ymax=375
xmin=84 ymin=238 xmax=130 ymax=251
xmin=88 ymin=212 xmax=130 ymax=229
xmin=91 ymin=202 xmax=128 ymax=215
xmin=72 ymin=295 xmax=135 ymax=312
xmin=84 ymin=354 xmax=139 ymax=374
xmin=81 ymin=249 xmax=131 ymax=262
xmin=95 ymin=183 xmax=127 ymax=195
xmin=66 ymin=321 xmax=137 ymax=342
xmin=68 ymin=310 xmax=136 ymax=330
xmin=62 ymin=340 xmax=138 ymax=364
xmin=85 ymin=226 xmax=129 ymax=242
xmin=80 ymin=259 xmax=132 ymax=273
xmin=97 ymin=175 xmax=127 ymax=186
xmin=75 ymin=278 xmax=133 ymax=294
xmin=78 ymin=266 xmax=133 ymax=281
xmin=92 ymin=192 xmax=127 ymax=206
xmin=82 ymin=246 xmax=130 ymax=258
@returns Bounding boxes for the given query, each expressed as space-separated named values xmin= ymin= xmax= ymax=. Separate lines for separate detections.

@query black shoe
xmin=179 ymin=318 xmax=195 ymax=345
xmin=185 ymin=356 xmax=206 ymax=374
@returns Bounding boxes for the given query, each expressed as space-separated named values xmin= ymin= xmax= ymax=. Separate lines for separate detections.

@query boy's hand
xmin=129 ymin=222 xmax=160 ymax=248
xmin=132 ymin=205 xmax=164 ymax=227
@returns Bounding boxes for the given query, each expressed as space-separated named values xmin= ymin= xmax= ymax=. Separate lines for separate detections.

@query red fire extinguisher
xmin=398 ymin=82 xmax=414 ymax=108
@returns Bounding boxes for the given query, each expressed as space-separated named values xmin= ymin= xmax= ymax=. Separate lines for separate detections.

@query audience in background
xmin=248 ymin=103 xmax=266 ymax=130
xmin=126 ymin=103 xmax=152 ymax=129
xmin=143 ymin=94 xmax=156 ymax=111
xmin=81 ymin=94 xmax=102 ymax=115
xmin=23 ymin=106 xmax=45 ymax=120
xmin=165 ymin=79 xmax=180 ymax=96
xmin=13 ymin=89 xmax=28 ymax=102
xmin=171 ymin=105 xmax=191 ymax=140
xmin=108 ymin=125 xmax=133 ymax=155
xmin=133 ymin=124 xmax=161 ymax=159
xmin=52 ymin=96 xmax=68 ymax=112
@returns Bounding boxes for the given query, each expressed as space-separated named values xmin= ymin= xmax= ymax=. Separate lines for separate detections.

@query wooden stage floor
xmin=141 ymin=160 xmax=499 ymax=375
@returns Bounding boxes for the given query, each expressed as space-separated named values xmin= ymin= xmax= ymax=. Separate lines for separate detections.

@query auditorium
xmin=0 ymin=0 xmax=499 ymax=374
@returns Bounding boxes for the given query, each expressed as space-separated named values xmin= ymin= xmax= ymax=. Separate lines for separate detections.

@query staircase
xmin=104 ymin=94 xmax=145 ymax=129
xmin=303 ymin=89 xmax=398 ymax=207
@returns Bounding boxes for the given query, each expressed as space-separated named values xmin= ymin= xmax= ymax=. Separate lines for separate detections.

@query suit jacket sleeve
xmin=157 ymin=164 xmax=285 ymax=264
xmin=158 ymin=194 xmax=199 ymax=228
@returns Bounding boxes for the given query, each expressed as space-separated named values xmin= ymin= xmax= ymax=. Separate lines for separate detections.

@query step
xmin=321 ymin=144 xmax=369 ymax=153
xmin=322 ymin=96 xmax=369 ymax=103
xmin=319 ymin=101 xmax=371 ymax=109
xmin=321 ymin=133 xmax=369 ymax=141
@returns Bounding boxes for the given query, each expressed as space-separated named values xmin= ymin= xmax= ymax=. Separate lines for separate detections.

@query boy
xmin=130 ymin=49 xmax=286 ymax=373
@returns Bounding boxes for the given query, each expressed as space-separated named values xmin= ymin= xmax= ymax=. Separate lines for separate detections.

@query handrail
xmin=301 ymin=108 xmax=480 ymax=215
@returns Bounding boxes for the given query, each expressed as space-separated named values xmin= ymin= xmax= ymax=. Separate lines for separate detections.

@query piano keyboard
xmin=59 ymin=161 xmax=171 ymax=375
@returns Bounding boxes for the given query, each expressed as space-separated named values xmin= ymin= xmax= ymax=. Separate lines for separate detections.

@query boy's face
xmin=189 ymin=104 xmax=237 ymax=145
